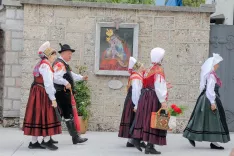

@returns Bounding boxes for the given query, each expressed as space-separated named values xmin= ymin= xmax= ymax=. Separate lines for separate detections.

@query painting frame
xmin=94 ymin=22 xmax=139 ymax=76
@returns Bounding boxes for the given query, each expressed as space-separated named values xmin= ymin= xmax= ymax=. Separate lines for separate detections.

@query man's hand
xmin=52 ymin=100 xmax=57 ymax=108
xmin=65 ymin=83 xmax=71 ymax=89
xmin=83 ymin=76 xmax=88 ymax=81
xmin=133 ymin=108 xmax=137 ymax=112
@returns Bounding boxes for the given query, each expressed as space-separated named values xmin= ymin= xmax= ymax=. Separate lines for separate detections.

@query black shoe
xmin=50 ymin=137 xmax=58 ymax=144
xmin=132 ymin=139 xmax=142 ymax=152
xmin=210 ymin=143 xmax=224 ymax=150
xmin=28 ymin=142 xmax=45 ymax=149
xmin=72 ymin=135 xmax=88 ymax=144
xmin=188 ymin=139 xmax=195 ymax=147
xmin=145 ymin=143 xmax=161 ymax=155
xmin=126 ymin=142 xmax=134 ymax=147
xmin=41 ymin=140 xmax=58 ymax=151
xmin=140 ymin=142 xmax=147 ymax=148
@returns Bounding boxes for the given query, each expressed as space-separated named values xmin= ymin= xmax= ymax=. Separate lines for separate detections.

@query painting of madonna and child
xmin=95 ymin=23 xmax=139 ymax=76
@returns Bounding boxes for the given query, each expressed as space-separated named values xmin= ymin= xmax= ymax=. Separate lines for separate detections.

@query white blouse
xmin=131 ymin=79 xmax=143 ymax=109
xmin=154 ymin=74 xmax=167 ymax=103
xmin=206 ymin=73 xmax=216 ymax=104
xmin=53 ymin=56 xmax=83 ymax=86
xmin=39 ymin=63 xmax=56 ymax=101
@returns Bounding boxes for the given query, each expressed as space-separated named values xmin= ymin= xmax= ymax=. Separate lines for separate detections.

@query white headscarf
xmin=150 ymin=47 xmax=165 ymax=63
xmin=128 ymin=57 xmax=137 ymax=70
xmin=199 ymin=53 xmax=223 ymax=91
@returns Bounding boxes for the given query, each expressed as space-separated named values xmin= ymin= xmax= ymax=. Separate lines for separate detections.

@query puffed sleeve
xmin=53 ymin=62 xmax=69 ymax=86
xmin=206 ymin=73 xmax=216 ymax=104
xmin=154 ymin=74 xmax=167 ymax=103
xmin=71 ymin=71 xmax=83 ymax=81
xmin=131 ymin=79 xmax=142 ymax=109
xmin=39 ymin=63 xmax=56 ymax=101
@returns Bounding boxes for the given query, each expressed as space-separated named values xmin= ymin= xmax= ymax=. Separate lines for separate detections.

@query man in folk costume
xmin=183 ymin=53 xmax=230 ymax=149
xmin=132 ymin=47 xmax=168 ymax=154
xmin=23 ymin=41 xmax=62 ymax=150
xmin=52 ymin=43 xmax=88 ymax=144
xmin=118 ymin=57 xmax=146 ymax=148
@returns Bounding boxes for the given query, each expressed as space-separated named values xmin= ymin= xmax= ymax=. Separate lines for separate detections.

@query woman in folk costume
xmin=23 ymin=41 xmax=62 ymax=151
xmin=183 ymin=53 xmax=230 ymax=150
xmin=118 ymin=57 xmax=146 ymax=148
xmin=132 ymin=47 xmax=168 ymax=155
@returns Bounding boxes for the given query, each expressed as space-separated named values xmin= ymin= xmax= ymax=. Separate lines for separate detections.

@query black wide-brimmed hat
xmin=58 ymin=43 xmax=75 ymax=53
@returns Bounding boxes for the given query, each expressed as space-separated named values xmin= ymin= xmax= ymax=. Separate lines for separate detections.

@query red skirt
xmin=118 ymin=87 xmax=135 ymax=138
xmin=23 ymin=85 xmax=62 ymax=137
xmin=132 ymin=88 xmax=167 ymax=145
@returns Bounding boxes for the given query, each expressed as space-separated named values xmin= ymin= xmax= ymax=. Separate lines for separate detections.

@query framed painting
xmin=94 ymin=22 xmax=139 ymax=76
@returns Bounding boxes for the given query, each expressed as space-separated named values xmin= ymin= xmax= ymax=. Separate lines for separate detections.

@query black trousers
xmin=55 ymin=90 xmax=73 ymax=119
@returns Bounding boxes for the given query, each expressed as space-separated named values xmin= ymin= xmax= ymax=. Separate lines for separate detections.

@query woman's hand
xmin=211 ymin=104 xmax=216 ymax=111
xmin=161 ymin=102 xmax=167 ymax=109
xmin=52 ymin=100 xmax=57 ymax=108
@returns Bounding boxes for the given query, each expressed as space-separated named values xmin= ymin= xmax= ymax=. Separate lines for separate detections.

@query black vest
xmin=53 ymin=58 xmax=74 ymax=91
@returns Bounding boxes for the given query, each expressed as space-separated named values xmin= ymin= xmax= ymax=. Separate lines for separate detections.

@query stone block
xmin=15 ymin=78 xmax=21 ymax=87
xmin=65 ymin=33 xmax=84 ymax=51
xmin=3 ymin=99 xmax=12 ymax=110
xmin=16 ymin=9 xmax=24 ymax=20
xmin=139 ymin=36 xmax=152 ymax=47
xmin=67 ymin=17 xmax=95 ymax=33
xmin=2 ymin=117 xmax=19 ymax=127
xmin=55 ymin=17 xmax=67 ymax=26
xmin=12 ymin=100 xmax=21 ymax=110
xmin=90 ymin=8 xmax=104 ymax=17
xmin=54 ymin=6 xmax=78 ymax=17
xmin=168 ymin=85 xmax=188 ymax=101
xmin=6 ymin=19 xmax=23 ymax=31
xmin=154 ymin=17 xmax=175 ymax=30
xmin=6 ymin=9 xmax=16 ymax=19
xmin=39 ymin=5 xmax=54 ymax=25
xmin=84 ymin=43 xmax=95 ymax=57
xmin=5 ymin=31 xmax=12 ymax=51
xmin=12 ymin=31 xmax=23 ymax=39
xmin=4 ymin=78 xmax=15 ymax=86
xmin=11 ymin=65 xmax=22 ymax=77
xmin=137 ymin=16 xmax=153 ymax=36
xmin=175 ymin=12 xmax=201 ymax=29
xmin=20 ymin=88 xmax=30 ymax=104
xmin=21 ymin=73 xmax=33 ymax=89
xmin=3 ymin=87 xmax=7 ymax=98
xmin=50 ymin=26 xmax=65 ymax=40
xmin=89 ymin=105 xmax=104 ymax=123
xmin=170 ymin=29 xmax=190 ymax=43
xmin=4 ymin=65 xmax=11 ymax=77
xmin=24 ymin=26 xmax=48 ymax=40
xmin=0 ymin=10 xmax=6 ymax=23
xmin=190 ymin=30 xmax=209 ymax=43
xmin=5 ymin=52 xmax=19 ymax=64
xmin=7 ymin=87 xmax=21 ymax=99
xmin=24 ymin=4 xmax=39 ymax=25
xmin=188 ymin=85 xmax=200 ymax=102
xmin=125 ymin=10 xmax=137 ymax=23
xmin=12 ymin=39 xmax=23 ymax=51
xmin=21 ymin=40 xmax=39 ymax=57
xmin=104 ymin=104 xmax=121 ymax=117
xmin=138 ymin=46 xmax=151 ymax=60
xmin=153 ymin=29 xmax=170 ymax=43
xmin=174 ymin=43 xmax=208 ymax=65
xmin=3 ymin=110 xmax=20 ymax=117
xmin=201 ymin=13 xmax=210 ymax=29
xmin=84 ymin=33 xmax=95 ymax=45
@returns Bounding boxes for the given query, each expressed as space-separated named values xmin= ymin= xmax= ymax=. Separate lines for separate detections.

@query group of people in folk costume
xmin=21 ymin=40 xmax=230 ymax=152
xmin=22 ymin=41 xmax=88 ymax=150
xmin=118 ymin=48 xmax=230 ymax=155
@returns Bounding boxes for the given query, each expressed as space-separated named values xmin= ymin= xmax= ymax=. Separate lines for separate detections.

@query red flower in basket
xmin=171 ymin=104 xmax=177 ymax=109
xmin=174 ymin=107 xmax=182 ymax=114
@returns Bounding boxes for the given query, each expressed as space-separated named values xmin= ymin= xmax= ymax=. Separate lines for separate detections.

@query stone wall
xmin=0 ymin=0 xmax=24 ymax=125
xmin=17 ymin=1 xmax=214 ymax=132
